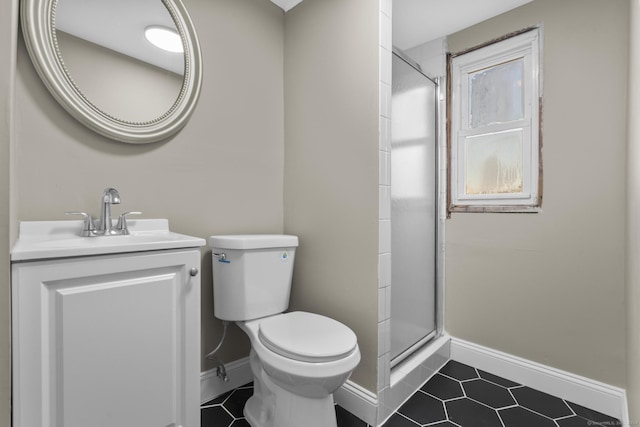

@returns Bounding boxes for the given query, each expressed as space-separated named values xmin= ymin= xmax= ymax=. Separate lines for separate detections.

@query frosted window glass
xmin=465 ymin=129 xmax=523 ymax=195
xmin=469 ymin=59 xmax=524 ymax=128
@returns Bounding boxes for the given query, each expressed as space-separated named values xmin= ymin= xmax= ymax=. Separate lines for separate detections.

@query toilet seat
xmin=258 ymin=312 xmax=357 ymax=363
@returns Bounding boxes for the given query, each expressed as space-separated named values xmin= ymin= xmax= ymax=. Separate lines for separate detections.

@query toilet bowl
xmin=239 ymin=312 xmax=360 ymax=427
xmin=209 ymin=235 xmax=361 ymax=427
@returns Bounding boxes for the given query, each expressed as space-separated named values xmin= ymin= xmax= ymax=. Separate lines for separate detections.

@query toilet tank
xmin=209 ymin=235 xmax=298 ymax=321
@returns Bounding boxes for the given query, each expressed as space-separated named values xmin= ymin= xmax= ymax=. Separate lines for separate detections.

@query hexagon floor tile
xmin=201 ymin=383 xmax=370 ymax=427
xmin=382 ymin=360 xmax=621 ymax=427
xmin=201 ymin=361 xmax=621 ymax=427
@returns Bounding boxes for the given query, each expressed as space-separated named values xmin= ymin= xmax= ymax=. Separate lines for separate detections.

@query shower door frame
xmin=389 ymin=48 xmax=444 ymax=370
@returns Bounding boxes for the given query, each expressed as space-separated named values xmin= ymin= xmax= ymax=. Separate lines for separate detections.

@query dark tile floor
xmin=201 ymin=382 xmax=368 ymax=427
xmin=384 ymin=360 xmax=622 ymax=427
xmin=201 ymin=360 xmax=622 ymax=427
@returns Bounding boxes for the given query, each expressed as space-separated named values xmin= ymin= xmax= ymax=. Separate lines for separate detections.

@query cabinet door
xmin=12 ymin=249 xmax=201 ymax=427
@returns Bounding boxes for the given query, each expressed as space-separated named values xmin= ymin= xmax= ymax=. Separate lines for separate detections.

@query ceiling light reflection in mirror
xmin=145 ymin=26 xmax=184 ymax=53
xmin=54 ymin=0 xmax=185 ymax=123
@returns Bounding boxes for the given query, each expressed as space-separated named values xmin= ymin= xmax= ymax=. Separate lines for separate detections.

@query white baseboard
xmin=200 ymin=357 xmax=253 ymax=404
xmin=201 ymin=357 xmax=379 ymax=425
xmin=336 ymin=335 xmax=451 ymax=427
xmin=334 ymin=380 xmax=378 ymax=426
xmin=450 ymin=337 xmax=630 ymax=425
xmin=201 ymin=340 xmax=630 ymax=427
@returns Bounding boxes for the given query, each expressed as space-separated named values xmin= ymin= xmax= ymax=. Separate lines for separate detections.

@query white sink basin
xmin=11 ymin=219 xmax=206 ymax=261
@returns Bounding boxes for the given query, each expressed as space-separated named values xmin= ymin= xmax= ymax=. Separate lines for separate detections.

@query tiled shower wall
xmin=377 ymin=2 xmax=450 ymax=422
xmin=377 ymin=0 xmax=393 ymax=411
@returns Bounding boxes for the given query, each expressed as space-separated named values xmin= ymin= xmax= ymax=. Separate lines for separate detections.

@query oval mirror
xmin=21 ymin=0 xmax=203 ymax=144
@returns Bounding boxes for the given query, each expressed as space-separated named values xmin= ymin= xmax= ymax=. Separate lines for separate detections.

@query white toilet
xmin=209 ymin=234 xmax=360 ymax=427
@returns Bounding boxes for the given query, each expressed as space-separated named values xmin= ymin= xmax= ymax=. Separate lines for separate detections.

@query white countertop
xmin=11 ymin=219 xmax=206 ymax=261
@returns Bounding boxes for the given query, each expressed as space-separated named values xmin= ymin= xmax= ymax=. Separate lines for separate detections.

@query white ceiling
xmin=56 ymin=0 xmax=533 ymax=74
xmin=269 ymin=0 xmax=304 ymax=12
xmin=269 ymin=0 xmax=534 ymax=50
xmin=392 ymin=0 xmax=534 ymax=50
xmin=56 ymin=0 xmax=184 ymax=75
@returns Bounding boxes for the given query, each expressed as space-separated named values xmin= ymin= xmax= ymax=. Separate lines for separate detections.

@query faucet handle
xmin=65 ymin=212 xmax=96 ymax=237
xmin=115 ymin=211 xmax=142 ymax=235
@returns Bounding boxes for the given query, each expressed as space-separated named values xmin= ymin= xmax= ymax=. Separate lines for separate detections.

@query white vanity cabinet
xmin=11 ymin=220 xmax=204 ymax=427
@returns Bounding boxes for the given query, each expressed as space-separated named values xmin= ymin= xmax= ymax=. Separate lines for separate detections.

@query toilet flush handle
xmin=213 ymin=252 xmax=229 ymax=263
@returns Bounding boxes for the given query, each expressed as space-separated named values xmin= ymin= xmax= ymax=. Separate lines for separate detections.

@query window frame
xmin=447 ymin=27 xmax=542 ymax=214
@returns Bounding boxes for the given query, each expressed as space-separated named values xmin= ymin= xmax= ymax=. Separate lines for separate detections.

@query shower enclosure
xmin=390 ymin=50 xmax=439 ymax=367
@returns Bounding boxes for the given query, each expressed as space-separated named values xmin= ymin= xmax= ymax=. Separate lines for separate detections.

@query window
xmin=448 ymin=28 xmax=542 ymax=213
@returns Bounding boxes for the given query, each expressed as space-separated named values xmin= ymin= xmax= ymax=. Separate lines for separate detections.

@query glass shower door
xmin=390 ymin=52 xmax=438 ymax=366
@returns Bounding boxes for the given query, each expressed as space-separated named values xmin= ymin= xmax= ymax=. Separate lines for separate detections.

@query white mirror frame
xmin=21 ymin=0 xmax=203 ymax=144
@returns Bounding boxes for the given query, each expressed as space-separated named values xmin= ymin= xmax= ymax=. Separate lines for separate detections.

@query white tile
xmin=378 ymin=151 xmax=390 ymax=186
xmin=385 ymin=286 xmax=391 ymax=319
xmin=377 ymin=375 xmax=385 ymax=397
xmin=379 ymin=13 xmax=391 ymax=51
xmin=380 ymin=46 xmax=392 ymax=86
xmin=384 ymin=322 xmax=391 ymax=354
xmin=378 ymin=319 xmax=390 ymax=356
xmin=379 ymin=185 xmax=391 ymax=220
xmin=378 ymin=219 xmax=391 ymax=254
xmin=384 ymin=352 xmax=391 ymax=390
xmin=377 ymin=356 xmax=390 ymax=392
xmin=379 ymin=117 xmax=391 ymax=152
xmin=378 ymin=287 xmax=386 ymax=320
xmin=378 ymin=286 xmax=391 ymax=321
xmin=379 ymin=252 xmax=391 ymax=287
xmin=377 ymin=387 xmax=394 ymax=424
xmin=380 ymin=0 xmax=392 ymax=19
xmin=379 ymin=82 xmax=391 ymax=118
xmin=385 ymin=381 xmax=414 ymax=418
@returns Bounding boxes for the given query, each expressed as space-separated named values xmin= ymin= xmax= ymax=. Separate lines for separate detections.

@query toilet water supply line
xmin=206 ymin=320 xmax=231 ymax=382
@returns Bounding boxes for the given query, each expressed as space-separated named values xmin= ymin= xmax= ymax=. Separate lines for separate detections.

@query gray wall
xmin=283 ymin=0 xmax=380 ymax=392
xmin=627 ymin=0 xmax=640 ymax=420
xmin=13 ymin=0 xmax=285 ymax=371
xmin=7 ymin=0 xmax=384 ymax=405
xmin=7 ymin=0 xmax=630 ymax=418
xmin=0 ymin=0 xmax=17 ymax=424
xmin=446 ymin=0 xmax=628 ymax=387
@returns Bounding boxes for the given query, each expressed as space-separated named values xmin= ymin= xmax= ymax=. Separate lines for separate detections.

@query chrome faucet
xmin=65 ymin=187 xmax=141 ymax=236
xmin=98 ymin=187 xmax=121 ymax=235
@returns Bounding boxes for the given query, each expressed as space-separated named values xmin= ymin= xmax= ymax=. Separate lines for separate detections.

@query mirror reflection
xmin=54 ymin=0 xmax=185 ymax=123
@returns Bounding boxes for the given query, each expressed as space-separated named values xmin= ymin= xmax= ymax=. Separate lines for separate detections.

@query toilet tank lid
xmin=208 ymin=234 xmax=299 ymax=250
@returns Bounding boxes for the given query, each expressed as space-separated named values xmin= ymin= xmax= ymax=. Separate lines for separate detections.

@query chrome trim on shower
xmin=392 ymin=46 xmax=438 ymax=85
